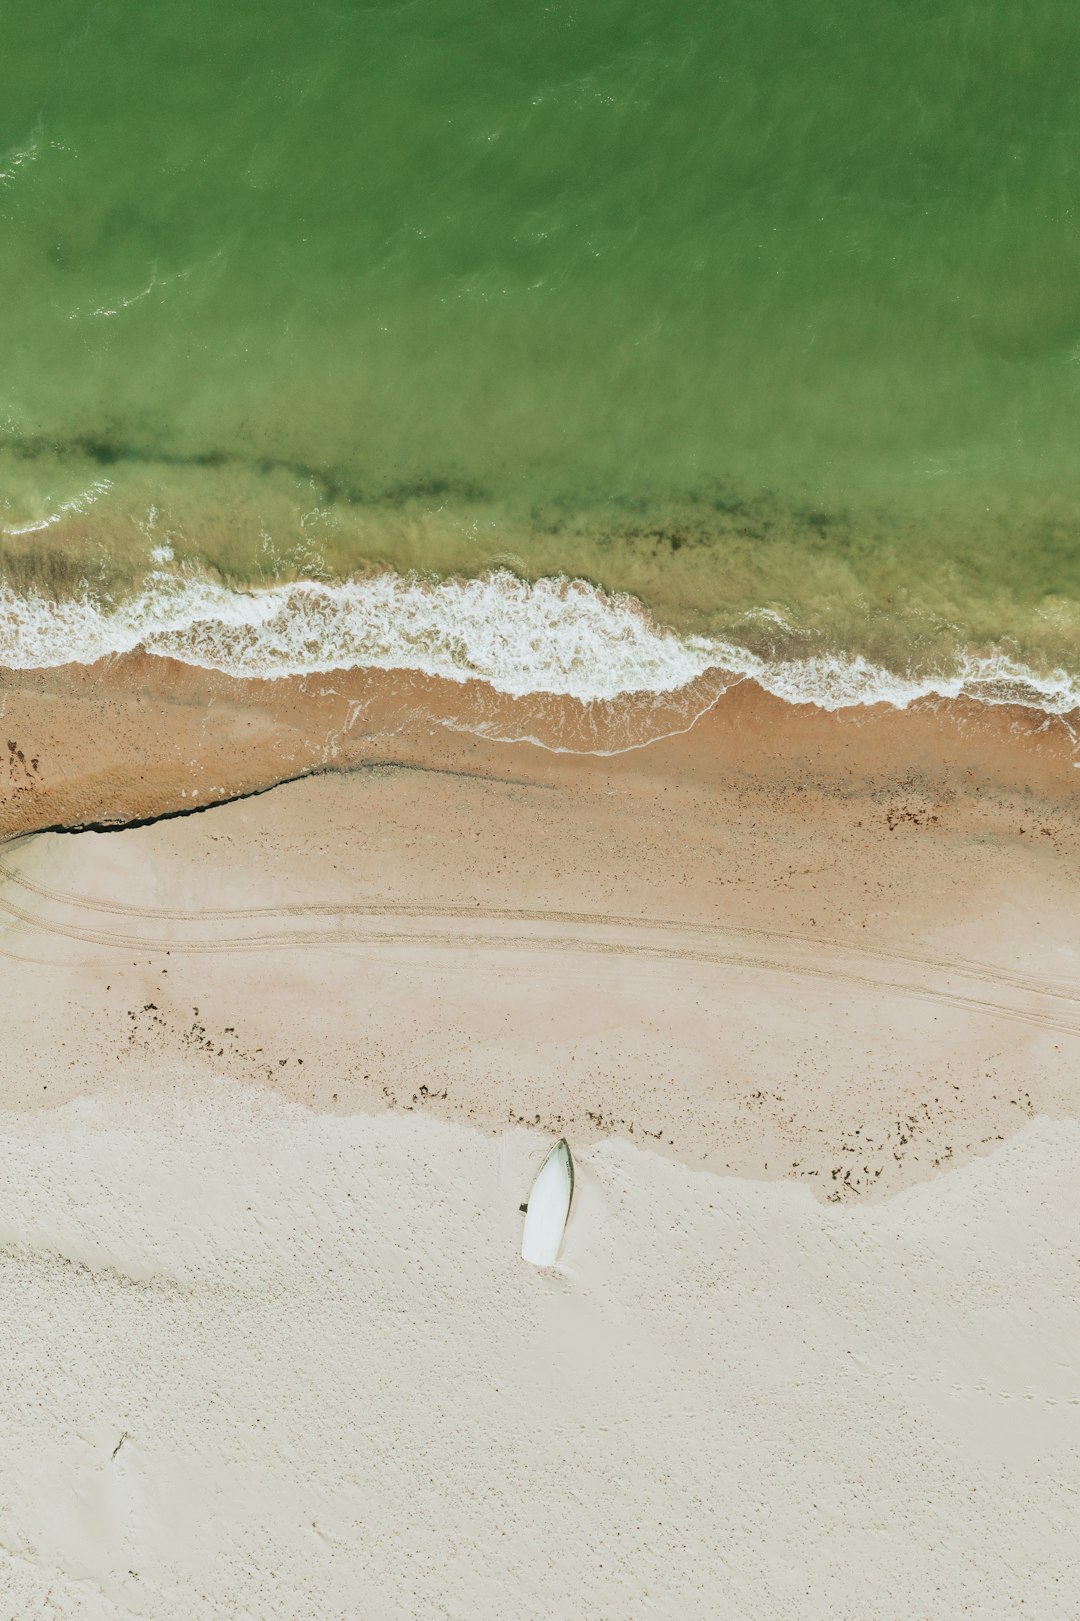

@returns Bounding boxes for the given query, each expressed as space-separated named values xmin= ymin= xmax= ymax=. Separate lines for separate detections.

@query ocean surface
xmin=2 ymin=0 xmax=1079 ymax=710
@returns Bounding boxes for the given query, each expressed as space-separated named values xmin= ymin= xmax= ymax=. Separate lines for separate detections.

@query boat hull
xmin=521 ymin=1138 xmax=574 ymax=1266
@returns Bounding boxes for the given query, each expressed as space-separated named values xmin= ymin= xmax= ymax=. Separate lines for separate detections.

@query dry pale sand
xmin=0 ymin=1085 xmax=1078 ymax=1620
xmin=2 ymin=753 xmax=1079 ymax=1197
xmin=1 ymin=658 xmax=1080 ymax=1615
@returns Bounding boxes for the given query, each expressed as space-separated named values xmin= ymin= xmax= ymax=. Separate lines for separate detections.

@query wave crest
xmin=1 ymin=568 xmax=1078 ymax=716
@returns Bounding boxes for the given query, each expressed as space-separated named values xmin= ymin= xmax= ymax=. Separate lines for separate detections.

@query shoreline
xmin=4 ymin=567 xmax=1080 ymax=712
xmin=3 ymin=659 xmax=1078 ymax=1200
xmin=3 ymin=649 xmax=1078 ymax=842
xmin=3 ymin=628 xmax=1079 ymax=1618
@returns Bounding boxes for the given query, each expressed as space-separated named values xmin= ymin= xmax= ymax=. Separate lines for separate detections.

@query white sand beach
xmin=1 ymin=753 xmax=1079 ymax=1616
xmin=3 ymin=764 xmax=1078 ymax=1197
xmin=0 ymin=1085 xmax=1077 ymax=1619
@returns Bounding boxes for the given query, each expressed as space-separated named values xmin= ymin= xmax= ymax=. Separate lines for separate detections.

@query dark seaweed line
xmin=0 ymin=430 xmax=851 ymax=548
xmin=0 ymin=431 xmax=489 ymax=512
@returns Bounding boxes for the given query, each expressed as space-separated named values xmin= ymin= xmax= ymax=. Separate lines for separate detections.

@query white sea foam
xmin=1 ymin=568 xmax=1078 ymax=716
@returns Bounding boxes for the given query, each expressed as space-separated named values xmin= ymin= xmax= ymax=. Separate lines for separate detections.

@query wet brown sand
xmin=2 ymin=655 xmax=1078 ymax=1201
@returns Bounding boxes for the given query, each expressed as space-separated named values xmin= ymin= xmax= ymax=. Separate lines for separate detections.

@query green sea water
xmin=2 ymin=0 xmax=1080 ymax=682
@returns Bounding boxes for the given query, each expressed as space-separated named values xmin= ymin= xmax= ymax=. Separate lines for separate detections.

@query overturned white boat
xmin=520 ymin=1138 xmax=574 ymax=1267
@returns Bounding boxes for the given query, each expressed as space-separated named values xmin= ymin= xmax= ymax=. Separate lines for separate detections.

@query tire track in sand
xmin=1 ymin=842 xmax=1078 ymax=1012
xmin=1 ymin=859 xmax=1078 ymax=1042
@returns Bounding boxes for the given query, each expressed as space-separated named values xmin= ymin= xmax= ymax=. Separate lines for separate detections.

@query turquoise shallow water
xmin=1 ymin=0 xmax=1079 ymax=689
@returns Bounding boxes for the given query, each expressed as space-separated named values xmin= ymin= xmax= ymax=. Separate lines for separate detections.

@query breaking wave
xmin=1 ymin=568 xmax=1078 ymax=714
